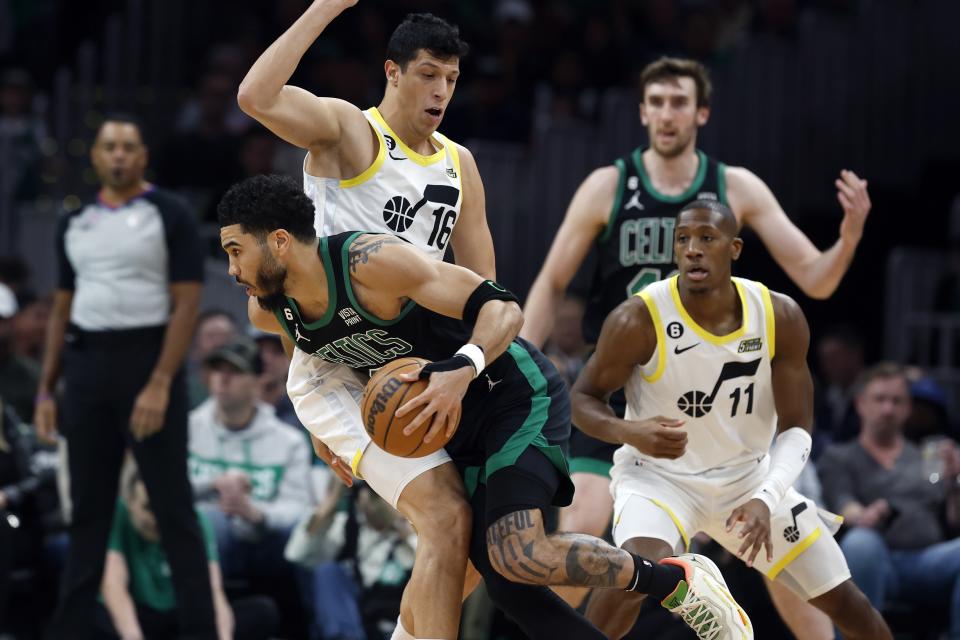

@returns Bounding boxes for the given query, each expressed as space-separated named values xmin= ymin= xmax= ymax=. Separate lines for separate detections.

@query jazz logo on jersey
xmin=676 ymin=358 xmax=761 ymax=418
xmin=737 ymin=337 xmax=762 ymax=353
xmin=382 ymin=183 xmax=460 ymax=233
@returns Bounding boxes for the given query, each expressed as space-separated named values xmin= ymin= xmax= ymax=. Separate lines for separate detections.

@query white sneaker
xmin=659 ymin=553 xmax=753 ymax=640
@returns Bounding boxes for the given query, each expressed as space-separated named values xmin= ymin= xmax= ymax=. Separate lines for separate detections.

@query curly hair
xmin=386 ymin=13 xmax=469 ymax=70
xmin=217 ymin=174 xmax=316 ymax=243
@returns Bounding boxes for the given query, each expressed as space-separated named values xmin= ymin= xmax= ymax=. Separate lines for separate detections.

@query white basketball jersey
xmin=303 ymin=107 xmax=463 ymax=260
xmin=621 ymin=276 xmax=778 ymax=475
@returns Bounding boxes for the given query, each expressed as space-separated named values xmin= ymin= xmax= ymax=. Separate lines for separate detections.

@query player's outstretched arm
xmin=448 ymin=144 xmax=496 ymax=280
xmin=237 ymin=0 xmax=367 ymax=151
xmin=728 ymin=166 xmax=870 ymax=299
xmin=571 ymin=297 xmax=686 ymax=457
xmin=521 ymin=166 xmax=617 ymax=347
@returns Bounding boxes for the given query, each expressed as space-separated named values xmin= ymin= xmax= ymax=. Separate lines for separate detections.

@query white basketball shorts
xmin=286 ymin=347 xmax=450 ymax=507
xmin=610 ymin=449 xmax=850 ymax=600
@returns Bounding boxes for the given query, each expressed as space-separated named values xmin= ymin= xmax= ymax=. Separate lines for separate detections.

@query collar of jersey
xmin=285 ymin=237 xmax=338 ymax=329
xmin=369 ymin=107 xmax=446 ymax=167
xmin=668 ymin=275 xmax=748 ymax=345
xmin=632 ymin=148 xmax=708 ymax=204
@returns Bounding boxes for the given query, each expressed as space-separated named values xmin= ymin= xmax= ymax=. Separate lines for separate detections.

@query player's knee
xmin=813 ymin=579 xmax=873 ymax=622
xmin=419 ymin=498 xmax=471 ymax=555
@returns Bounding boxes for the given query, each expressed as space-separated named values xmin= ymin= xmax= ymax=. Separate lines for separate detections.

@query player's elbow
xmin=504 ymin=301 xmax=524 ymax=336
xmin=236 ymin=82 xmax=273 ymax=117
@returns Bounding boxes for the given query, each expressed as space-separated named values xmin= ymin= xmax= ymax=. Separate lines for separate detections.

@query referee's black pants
xmin=47 ymin=327 xmax=216 ymax=639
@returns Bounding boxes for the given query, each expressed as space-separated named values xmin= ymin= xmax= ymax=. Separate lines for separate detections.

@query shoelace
xmin=672 ymin=596 xmax=722 ymax=640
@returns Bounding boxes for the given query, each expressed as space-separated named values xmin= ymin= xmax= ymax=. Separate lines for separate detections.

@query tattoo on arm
xmin=559 ymin=534 xmax=627 ymax=588
xmin=486 ymin=510 xmax=556 ymax=583
xmin=348 ymin=236 xmax=403 ymax=274
xmin=485 ymin=510 xmax=628 ymax=587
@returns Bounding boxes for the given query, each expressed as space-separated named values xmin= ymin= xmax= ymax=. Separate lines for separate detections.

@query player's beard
xmin=253 ymin=249 xmax=289 ymax=312
xmin=650 ymin=125 xmax=696 ymax=159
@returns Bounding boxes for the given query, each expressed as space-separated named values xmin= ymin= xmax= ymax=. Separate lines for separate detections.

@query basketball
xmin=362 ymin=357 xmax=454 ymax=458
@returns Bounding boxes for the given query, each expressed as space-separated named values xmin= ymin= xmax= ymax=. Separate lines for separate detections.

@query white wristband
xmin=455 ymin=344 xmax=485 ymax=378
xmin=751 ymin=427 xmax=812 ymax=512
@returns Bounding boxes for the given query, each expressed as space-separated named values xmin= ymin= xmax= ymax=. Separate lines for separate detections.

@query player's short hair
xmin=854 ymin=362 xmax=908 ymax=396
xmin=217 ymin=174 xmax=316 ymax=243
xmin=386 ymin=13 xmax=469 ymax=70
xmin=640 ymin=57 xmax=712 ymax=108
xmin=678 ymin=199 xmax=739 ymax=235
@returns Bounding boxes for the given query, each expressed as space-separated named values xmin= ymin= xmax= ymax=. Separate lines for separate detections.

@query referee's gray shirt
xmin=56 ymin=187 xmax=204 ymax=330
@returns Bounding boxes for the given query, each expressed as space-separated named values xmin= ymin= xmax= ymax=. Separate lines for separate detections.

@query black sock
xmin=626 ymin=553 xmax=686 ymax=600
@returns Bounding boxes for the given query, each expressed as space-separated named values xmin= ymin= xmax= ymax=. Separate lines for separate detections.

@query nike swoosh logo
xmin=674 ymin=343 xmax=700 ymax=355
xmin=388 ymin=152 xmax=406 ymax=161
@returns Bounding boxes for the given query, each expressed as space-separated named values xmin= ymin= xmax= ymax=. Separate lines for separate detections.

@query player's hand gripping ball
xmin=362 ymin=357 xmax=454 ymax=457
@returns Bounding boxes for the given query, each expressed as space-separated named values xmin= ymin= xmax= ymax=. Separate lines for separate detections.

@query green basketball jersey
xmin=582 ymin=147 xmax=728 ymax=343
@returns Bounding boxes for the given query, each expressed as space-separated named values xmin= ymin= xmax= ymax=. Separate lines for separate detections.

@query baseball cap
xmin=205 ymin=337 xmax=262 ymax=374
xmin=911 ymin=377 xmax=948 ymax=411
xmin=0 ymin=283 xmax=18 ymax=319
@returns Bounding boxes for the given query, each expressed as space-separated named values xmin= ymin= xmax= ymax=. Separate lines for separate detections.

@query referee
xmin=34 ymin=115 xmax=216 ymax=638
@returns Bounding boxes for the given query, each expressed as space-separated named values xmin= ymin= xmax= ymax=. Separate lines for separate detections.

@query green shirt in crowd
xmin=107 ymin=500 xmax=218 ymax=611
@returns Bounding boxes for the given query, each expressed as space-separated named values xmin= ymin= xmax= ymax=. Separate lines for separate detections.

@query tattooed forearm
xmin=348 ymin=236 xmax=403 ymax=274
xmin=561 ymin=536 xmax=629 ymax=588
xmin=485 ymin=510 xmax=631 ymax=588
xmin=486 ymin=510 xmax=556 ymax=584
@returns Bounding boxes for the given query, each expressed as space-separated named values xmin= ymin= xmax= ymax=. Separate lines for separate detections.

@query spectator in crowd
xmin=906 ymin=374 xmax=956 ymax=443
xmin=814 ymin=324 xmax=866 ymax=450
xmin=11 ymin=289 xmax=51 ymax=368
xmin=252 ymin=330 xmax=302 ymax=430
xmin=0 ymin=398 xmax=60 ymax=636
xmin=187 ymin=309 xmax=238 ymax=408
xmin=819 ymin=362 xmax=960 ymax=637
xmin=0 ymin=282 xmax=39 ymax=421
xmin=285 ymin=481 xmax=415 ymax=640
xmin=99 ymin=461 xmax=278 ymax=640
xmin=188 ymin=337 xmax=313 ymax=634
xmin=34 ymin=114 xmax=216 ymax=639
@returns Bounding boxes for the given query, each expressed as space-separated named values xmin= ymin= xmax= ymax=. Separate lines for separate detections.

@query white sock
xmin=390 ymin=616 xmax=414 ymax=640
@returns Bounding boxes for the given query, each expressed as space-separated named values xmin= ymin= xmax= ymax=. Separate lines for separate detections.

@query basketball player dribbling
xmin=219 ymin=174 xmax=755 ymax=640
xmin=238 ymin=2 xmax=493 ymax=638
xmin=571 ymin=200 xmax=891 ymax=640
xmin=522 ymin=56 xmax=871 ymax=634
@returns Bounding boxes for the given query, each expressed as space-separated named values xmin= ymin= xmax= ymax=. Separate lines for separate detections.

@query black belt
xmin=65 ymin=324 xmax=166 ymax=348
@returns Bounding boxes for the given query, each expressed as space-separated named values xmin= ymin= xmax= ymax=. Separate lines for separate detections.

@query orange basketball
xmin=362 ymin=357 xmax=455 ymax=458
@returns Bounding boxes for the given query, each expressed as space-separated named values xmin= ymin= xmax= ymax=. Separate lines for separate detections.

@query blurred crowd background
xmin=1 ymin=0 xmax=960 ymax=639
